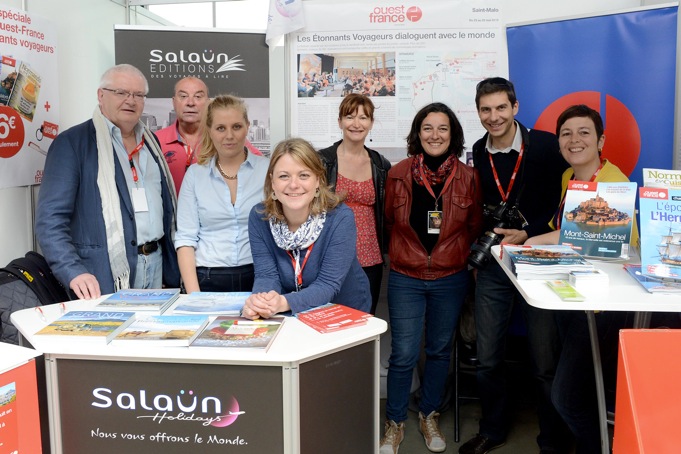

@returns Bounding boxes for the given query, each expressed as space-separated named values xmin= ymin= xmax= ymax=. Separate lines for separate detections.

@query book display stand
xmin=11 ymin=297 xmax=387 ymax=454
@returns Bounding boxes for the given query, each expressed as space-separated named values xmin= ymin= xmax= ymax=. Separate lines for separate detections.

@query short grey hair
xmin=99 ymin=64 xmax=149 ymax=94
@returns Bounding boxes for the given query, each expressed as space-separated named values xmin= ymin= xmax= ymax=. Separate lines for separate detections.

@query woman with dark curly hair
xmin=380 ymin=103 xmax=483 ymax=454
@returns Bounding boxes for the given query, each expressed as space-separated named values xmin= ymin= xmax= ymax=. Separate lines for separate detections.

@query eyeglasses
xmin=175 ymin=92 xmax=207 ymax=102
xmin=102 ymin=88 xmax=147 ymax=101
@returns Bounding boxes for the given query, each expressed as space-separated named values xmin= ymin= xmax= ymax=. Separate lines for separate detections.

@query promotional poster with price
xmin=0 ymin=6 xmax=59 ymax=189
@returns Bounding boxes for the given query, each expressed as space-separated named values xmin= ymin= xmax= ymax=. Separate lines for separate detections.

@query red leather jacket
xmin=385 ymin=157 xmax=483 ymax=280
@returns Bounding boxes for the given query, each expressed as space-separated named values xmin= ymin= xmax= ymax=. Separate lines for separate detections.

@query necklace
xmin=216 ymin=149 xmax=248 ymax=180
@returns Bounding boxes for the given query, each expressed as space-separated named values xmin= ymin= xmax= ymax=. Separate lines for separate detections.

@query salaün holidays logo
xmin=369 ymin=5 xmax=422 ymax=23
xmin=91 ymin=386 xmax=244 ymax=428
xmin=534 ymin=91 xmax=641 ymax=177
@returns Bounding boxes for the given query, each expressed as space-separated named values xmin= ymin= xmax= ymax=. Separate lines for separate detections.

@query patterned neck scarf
xmin=269 ymin=212 xmax=327 ymax=291
xmin=411 ymin=153 xmax=458 ymax=187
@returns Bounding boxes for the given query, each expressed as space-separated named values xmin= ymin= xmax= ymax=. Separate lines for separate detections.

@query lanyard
xmin=287 ymin=243 xmax=315 ymax=291
xmin=554 ymin=160 xmax=605 ymax=229
xmin=418 ymin=159 xmax=458 ymax=210
xmin=178 ymin=132 xmax=196 ymax=170
xmin=127 ymin=139 xmax=145 ymax=183
xmin=488 ymin=142 xmax=524 ymax=203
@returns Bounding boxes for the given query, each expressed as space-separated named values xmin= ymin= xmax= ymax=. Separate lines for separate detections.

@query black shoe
xmin=459 ymin=434 xmax=505 ymax=454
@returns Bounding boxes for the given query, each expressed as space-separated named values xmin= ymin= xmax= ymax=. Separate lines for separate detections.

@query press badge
xmin=428 ymin=211 xmax=442 ymax=234
xmin=131 ymin=187 xmax=149 ymax=212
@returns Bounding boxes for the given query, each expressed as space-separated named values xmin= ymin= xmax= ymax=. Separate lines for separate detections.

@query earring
xmin=271 ymin=191 xmax=278 ymax=200
xmin=314 ymin=188 xmax=320 ymax=198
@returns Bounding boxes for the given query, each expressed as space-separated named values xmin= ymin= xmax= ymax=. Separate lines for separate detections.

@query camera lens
xmin=468 ymin=230 xmax=504 ymax=269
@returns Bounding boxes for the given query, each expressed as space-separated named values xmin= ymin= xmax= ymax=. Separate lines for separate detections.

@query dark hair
xmin=406 ymin=103 xmax=465 ymax=158
xmin=338 ymin=93 xmax=375 ymax=120
xmin=555 ymin=104 xmax=604 ymax=139
xmin=475 ymin=77 xmax=517 ymax=109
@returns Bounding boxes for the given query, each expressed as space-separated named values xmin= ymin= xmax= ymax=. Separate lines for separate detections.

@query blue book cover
xmin=639 ymin=187 xmax=681 ymax=280
xmin=95 ymin=289 xmax=180 ymax=313
xmin=168 ymin=292 xmax=250 ymax=315
xmin=559 ymin=181 xmax=637 ymax=258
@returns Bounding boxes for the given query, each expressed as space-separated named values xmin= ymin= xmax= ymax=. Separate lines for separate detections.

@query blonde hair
xmin=197 ymin=94 xmax=249 ymax=165
xmin=262 ymin=138 xmax=341 ymax=221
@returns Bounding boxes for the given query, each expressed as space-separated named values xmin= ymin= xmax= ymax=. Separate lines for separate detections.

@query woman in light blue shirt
xmin=175 ymin=95 xmax=269 ymax=292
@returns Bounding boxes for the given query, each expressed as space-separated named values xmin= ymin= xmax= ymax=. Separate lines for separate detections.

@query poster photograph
xmin=289 ymin=0 xmax=506 ymax=162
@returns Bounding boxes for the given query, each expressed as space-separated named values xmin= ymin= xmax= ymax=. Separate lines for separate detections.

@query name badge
xmin=428 ymin=211 xmax=442 ymax=234
xmin=131 ymin=187 xmax=149 ymax=212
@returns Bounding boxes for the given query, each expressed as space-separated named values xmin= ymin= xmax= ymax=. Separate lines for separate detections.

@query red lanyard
xmin=418 ymin=159 xmax=458 ymax=210
xmin=287 ymin=243 xmax=315 ymax=291
xmin=488 ymin=142 xmax=524 ymax=203
xmin=127 ymin=139 xmax=145 ymax=183
xmin=554 ymin=160 xmax=605 ymax=229
xmin=178 ymin=132 xmax=196 ymax=170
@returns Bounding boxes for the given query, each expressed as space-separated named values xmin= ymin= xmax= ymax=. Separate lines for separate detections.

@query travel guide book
xmin=623 ymin=264 xmax=681 ymax=294
xmin=110 ymin=315 xmax=209 ymax=347
xmin=34 ymin=311 xmax=136 ymax=344
xmin=296 ymin=303 xmax=373 ymax=334
xmin=500 ymin=244 xmax=594 ymax=280
xmin=167 ymin=291 xmax=250 ymax=315
xmin=95 ymin=288 xmax=180 ymax=314
xmin=638 ymin=187 xmax=681 ymax=280
xmin=190 ymin=316 xmax=286 ymax=351
xmin=642 ymin=168 xmax=681 ymax=189
xmin=558 ymin=180 xmax=637 ymax=259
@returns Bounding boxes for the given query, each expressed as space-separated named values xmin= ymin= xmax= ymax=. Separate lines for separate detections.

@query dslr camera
xmin=468 ymin=201 xmax=525 ymax=270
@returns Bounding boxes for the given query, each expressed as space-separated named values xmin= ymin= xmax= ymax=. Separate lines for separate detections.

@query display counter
xmin=11 ymin=297 xmax=387 ymax=454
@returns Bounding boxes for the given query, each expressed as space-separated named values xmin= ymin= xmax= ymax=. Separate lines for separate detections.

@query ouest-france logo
xmin=369 ymin=5 xmax=422 ymax=23
xmin=91 ymin=386 xmax=245 ymax=428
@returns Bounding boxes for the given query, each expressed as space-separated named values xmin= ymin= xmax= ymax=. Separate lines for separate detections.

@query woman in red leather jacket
xmin=380 ymin=103 xmax=483 ymax=454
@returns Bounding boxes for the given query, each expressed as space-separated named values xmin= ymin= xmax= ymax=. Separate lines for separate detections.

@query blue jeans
xmin=133 ymin=247 xmax=162 ymax=289
xmin=385 ymin=269 xmax=468 ymax=422
xmin=195 ymin=264 xmax=255 ymax=293
xmin=552 ymin=310 xmax=631 ymax=454
xmin=475 ymin=261 xmax=566 ymax=448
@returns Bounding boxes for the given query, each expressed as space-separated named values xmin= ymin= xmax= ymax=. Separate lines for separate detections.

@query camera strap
xmin=488 ymin=142 xmax=524 ymax=203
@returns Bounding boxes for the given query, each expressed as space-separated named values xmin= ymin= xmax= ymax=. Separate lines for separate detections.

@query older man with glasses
xmin=36 ymin=63 xmax=179 ymax=300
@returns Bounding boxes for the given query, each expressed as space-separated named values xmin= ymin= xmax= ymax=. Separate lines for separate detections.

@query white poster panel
xmin=290 ymin=0 xmax=506 ymax=162
xmin=0 ymin=6 xmax=59 ymax=189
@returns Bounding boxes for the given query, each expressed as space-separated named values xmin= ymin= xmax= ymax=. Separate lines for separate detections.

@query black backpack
xmin=0 ymin=251 xmax=71 ymax=344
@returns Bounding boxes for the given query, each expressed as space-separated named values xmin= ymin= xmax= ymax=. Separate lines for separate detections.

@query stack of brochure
xmin=501 ymin=244 xmax=594 ymax=280
xmin=568 ymin=269 xmax=609 ymax=292
xmin=94 ymin=289 xmax=181 ymax=315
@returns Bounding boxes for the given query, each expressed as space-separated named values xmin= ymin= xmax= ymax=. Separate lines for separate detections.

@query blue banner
xmin=507 ymin=7 xmax=678 ymax=186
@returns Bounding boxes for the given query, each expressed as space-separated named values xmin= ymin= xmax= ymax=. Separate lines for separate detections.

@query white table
xmin=492 ymin=245 xmax=681 ymax=454
xmin=11 ymin=297 xmax=387 ymax=454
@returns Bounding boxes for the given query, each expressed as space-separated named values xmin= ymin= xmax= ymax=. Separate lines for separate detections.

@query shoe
xmin=419 ymin=411 xmax=446 ymax=452
xmin=459 ymin=433 xmax=505 ymax=454
xmin=379 ymin=420 xmax=405 ymax=454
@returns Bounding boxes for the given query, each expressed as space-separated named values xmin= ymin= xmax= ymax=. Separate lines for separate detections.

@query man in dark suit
xmin=36 ymin=64 xmax=179 ymax=300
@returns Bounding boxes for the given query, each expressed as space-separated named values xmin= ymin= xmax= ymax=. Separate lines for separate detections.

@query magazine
xmin=296 ymin=303 xmax=373 ymax=334
xmin=500 ymin=244 xmax=594 ymax=280
xmin=167 ymin=292 xmax=249 ymax=315
xmin=0 ymin=55 xmax=19 ymax=106
xmin=623 ymin=264 xmax=681 ymax=294
xmin=110 ymin=315 xmax=209 ymax=347
xmin=95 ymin=289 xmax=181 ymax=314
xmin=638 ymin=187 xmax=681 ymax=280
xmin=190 ymin=316 xmax=285 ymax=351
xmin=558 ymin=180 xmax=637 ymax=259
xmin=642 ymin=168 xmax=681 ymax=189
xmin=34 ymin=311 xmax=136 ymax=344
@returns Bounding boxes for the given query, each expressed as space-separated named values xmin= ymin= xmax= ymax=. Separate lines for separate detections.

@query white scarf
xmin=92 ymin=107 xmax=177 ymax=291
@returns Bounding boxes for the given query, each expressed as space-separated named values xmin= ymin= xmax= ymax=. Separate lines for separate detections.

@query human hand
xmin=243 ymin=291 xmax=289 ymax=319
xmin=493 ymin=228 xmax=528 ymax=245
xmin=69 ymin=273 xmax=101 ymax=300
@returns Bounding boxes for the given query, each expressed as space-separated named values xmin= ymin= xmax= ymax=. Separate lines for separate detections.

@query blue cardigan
xmin=248 ymin=203 xmax=371 ymax=313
